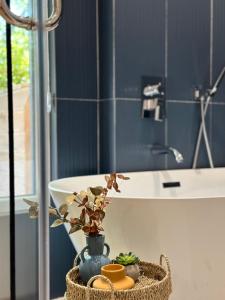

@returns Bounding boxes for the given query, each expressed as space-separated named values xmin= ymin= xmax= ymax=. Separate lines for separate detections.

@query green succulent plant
xmin=114 ymin=252 xmax=140 ymax=266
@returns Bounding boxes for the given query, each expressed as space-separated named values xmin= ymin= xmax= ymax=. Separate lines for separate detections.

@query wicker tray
xmin=65 ymin=254 xmax=172 ymax=300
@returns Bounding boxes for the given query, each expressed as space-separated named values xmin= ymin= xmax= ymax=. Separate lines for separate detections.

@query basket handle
xmin=86 ymin=275 xmax=115 ymax=300
xmin=160 ymin=254 xmax=171 ymax=276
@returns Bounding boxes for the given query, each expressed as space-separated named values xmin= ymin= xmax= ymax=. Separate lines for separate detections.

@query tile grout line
xmin=164 ymin=0 xmax=169 ymax=169
xmin=56 ymin=97 xmax=225 ymax=105
xmin=112 ymin=0 xmax=117 ymax=172
xmin=96 ymin=0 xmax=101 ymax=174
xmin=168 ymin=100 xmax=197 ymax=104
xmin=210 ymin=0 xmax=214 ymax=87
xmin=57 ymin=97 xmax=98 ymax=102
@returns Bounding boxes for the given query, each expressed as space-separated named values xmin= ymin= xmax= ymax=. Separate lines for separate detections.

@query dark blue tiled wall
xmin=99 ymin=0 xmax=114 ymax=99
xmin=167 ymin=101 xmax=210 ymax=169
xmin=57 ymin=100 xmax=97 ymax=178
xmin=116 ymin=100 xmax=165 ymax=171
xmin=55 ymin=0 xmax=97 ymax=99
xmin=55 ymin=0 xmax=98 ymax=179
xmin=100 ymin=0 xmax=225 ymax=172
xmin=213 ymin=0 xmax=225 ymax=102
xmin=115 ymin=0 xmax=166 ymax=99
xmin=167 ymin=0 xmax=211 ymax=100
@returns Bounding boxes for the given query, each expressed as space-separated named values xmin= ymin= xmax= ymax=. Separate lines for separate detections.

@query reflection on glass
xmin=0 ymin=2 xmax=38 ymax=300
xmin=0 ymin=0 xmax=35 ymax=197
xmin=0 ymin=14 xmax=9 ymax=198
xmin=0 ymin=15 xmax=10 ymax=300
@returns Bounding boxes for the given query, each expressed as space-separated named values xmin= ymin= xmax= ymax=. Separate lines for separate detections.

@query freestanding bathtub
xmin=49 ymin=168 xmax=225 ymax=300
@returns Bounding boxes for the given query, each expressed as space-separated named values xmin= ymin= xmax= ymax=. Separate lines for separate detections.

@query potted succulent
xmin=114 ymin=252 xmax=140 ymax=281
xmin=24 ymin=173 xmax=130 ymax=284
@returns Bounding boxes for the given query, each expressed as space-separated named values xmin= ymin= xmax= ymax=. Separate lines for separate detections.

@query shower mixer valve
xmin=141 ymin=76 xmax=166 ymax=121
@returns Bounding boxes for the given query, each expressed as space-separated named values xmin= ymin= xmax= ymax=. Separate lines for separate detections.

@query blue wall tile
xmin=99 ymin=0 xmax=114 ymax=99
xmin=116 ymin=100 xmax=165 ymax=171
xmin=167 ymin=0 xmax=210 ymax=100
xmin=211 ymin=104 xmax=225 ymax=166
xmin=57 ymin=100 xmax=98 ymax=178
xmin=55 ymin=0 xmax=97 ymax=99
xmin=100 ymin=100 xmax=116 ymax=173
xmin=213 ymin=0 xmax=225 ymax=102
xmin=167 ymin=102 xmax=210 ymax=169
xmin=115 ymin=0 xmax=165 ymax=98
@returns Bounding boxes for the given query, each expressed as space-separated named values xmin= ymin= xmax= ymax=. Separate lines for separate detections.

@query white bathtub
xmin=49 ymin=168 xmax=225 ymax=300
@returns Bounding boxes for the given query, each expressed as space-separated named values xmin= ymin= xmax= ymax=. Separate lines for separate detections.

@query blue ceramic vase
xmin=79 ymin=235 xmax=111 ymax=284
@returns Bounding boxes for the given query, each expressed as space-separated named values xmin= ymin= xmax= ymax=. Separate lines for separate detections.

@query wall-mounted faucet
xmin=151 ymin=144 xmax=184 ymax=164
xmin=143 ymin=82 xmax=162 ymax=97
xmin=141 ymin=76 xmax=166 ymax=121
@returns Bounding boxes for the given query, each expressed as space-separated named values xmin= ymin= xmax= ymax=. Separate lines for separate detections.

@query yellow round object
xmin=93 ymin=264 xmax=135 ymax=291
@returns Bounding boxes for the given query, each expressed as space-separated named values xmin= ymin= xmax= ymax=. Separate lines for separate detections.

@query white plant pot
xmin=125 ymin=264 xmax=140 ymax=282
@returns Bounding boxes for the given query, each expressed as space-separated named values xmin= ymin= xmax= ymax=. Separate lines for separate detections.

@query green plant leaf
xmin=51 ymin=219 xmax=64 ymax=228
xmin=115 ymin=252 xmax=140 ymax=265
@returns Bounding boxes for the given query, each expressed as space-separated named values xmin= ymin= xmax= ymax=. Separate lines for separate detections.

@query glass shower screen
xmin=0 ymin=0 xmax=60 ymax=298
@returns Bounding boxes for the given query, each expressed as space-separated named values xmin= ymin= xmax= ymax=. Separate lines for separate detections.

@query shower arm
xmin=0 ymin=0 xmax=62 ymax=31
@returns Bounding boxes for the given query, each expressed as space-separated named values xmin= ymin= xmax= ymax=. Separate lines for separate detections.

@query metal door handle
xmin=0 ymin=0 xmax=62 ymax=31
xmin=45 ymin=0 xmax=62 ymax=31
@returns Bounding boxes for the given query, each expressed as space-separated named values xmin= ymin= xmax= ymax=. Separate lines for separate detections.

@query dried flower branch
xmin=24 ymin=173 xmax=129 ymax=236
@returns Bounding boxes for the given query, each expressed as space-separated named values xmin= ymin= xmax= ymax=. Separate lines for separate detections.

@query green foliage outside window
xmin=0 ymin=0 xmax=30 ymax=91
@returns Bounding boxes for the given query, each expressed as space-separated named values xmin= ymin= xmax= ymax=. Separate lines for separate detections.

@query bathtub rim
xmin=48 ymin=167 xmax=225 ymax=201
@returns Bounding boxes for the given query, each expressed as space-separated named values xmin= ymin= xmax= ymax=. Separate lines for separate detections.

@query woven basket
xmin=65 ymin=254 xmax=172 ymax=300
